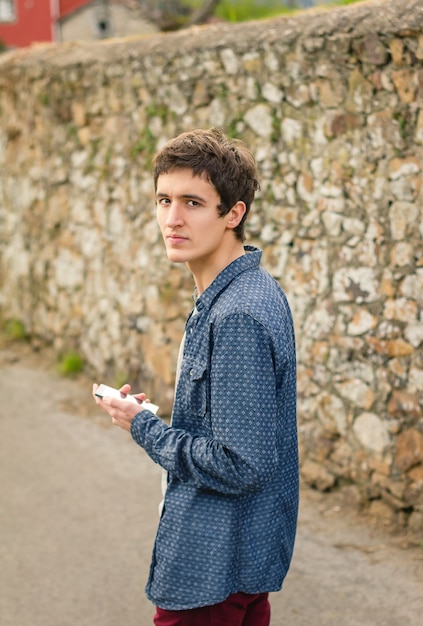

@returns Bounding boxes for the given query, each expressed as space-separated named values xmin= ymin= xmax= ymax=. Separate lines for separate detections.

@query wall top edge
xmin=0 ymin=0 xmax=422 ymax=72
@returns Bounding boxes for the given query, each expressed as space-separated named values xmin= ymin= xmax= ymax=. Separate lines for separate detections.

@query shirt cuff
xmin=130 ymin=410 xmax=149 ymax=446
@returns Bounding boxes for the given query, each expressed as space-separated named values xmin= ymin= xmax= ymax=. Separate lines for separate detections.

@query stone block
xmin=361 ymin=34 xmax=389 ymax=66
xmin=380 ymin=489 xmax=406 ymax=511
xmin=346 ymin=68 xmax=374 ymax=113
xmin=220 ymin=48 xmax=239 ymax=75
xmin=347 ymin=309 xmax=377 ymax=336
xmin=315 ymin=77 xmax=345 ymax=108
xmin=408 ymin=510 xmax=423 ymax=532
xmin=392 ymin=69 xmax=417 ymax=104
xmin=244 ymin=104 xmax=273 ymax=138
xmin=383 ymin=298 xmax=418 ymax=323
xmin=389 ymin=200 xmax=420 ymax=240
xmin=337 ymin=380 xmax=375 ymax=411
xmin=390 ymin=242 xmax=414 ymax=267
xmin=389 ymin=38 xmax=411 ymax=66
xmin=416 ymin=109 xmax=423 ymax=144
xmin=71 ymin=101 xmax=87 ymax=127
xmin=301 ymin=460 xmax=336 ymax=492
xmin=368 ymin=499 xmax=396 ymax=523
xmin=316 ymin=391 xmax=347 ymax=436
xmin=394 ymin=429 xmax=423 ymax=471
xmin=353 ymin=412 xmax=390 ymax=454
xmin=408 ymin=465 xmax=423 ymax=483
xmin=333 ymin=267 xmax=379 ymax=303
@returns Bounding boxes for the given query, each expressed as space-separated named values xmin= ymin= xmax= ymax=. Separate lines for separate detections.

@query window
xmin=95 ymin=1 xmax=111 ymax=39
xmin=97 ymin=18 xmax=111 ymax=38
xmin=0 ymin=0 xmax=15 ymax=22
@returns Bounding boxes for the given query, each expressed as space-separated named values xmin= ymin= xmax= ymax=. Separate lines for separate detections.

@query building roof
xmin=59 ymin=0 xmax=143 ymax=20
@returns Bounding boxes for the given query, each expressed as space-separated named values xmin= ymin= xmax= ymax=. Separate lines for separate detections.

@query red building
xmin=0 ymin=0 xmax=107 ymax=49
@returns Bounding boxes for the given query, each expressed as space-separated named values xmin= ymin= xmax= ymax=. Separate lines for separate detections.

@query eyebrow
xmin=156 ymin=192 xmax=207 ymax=203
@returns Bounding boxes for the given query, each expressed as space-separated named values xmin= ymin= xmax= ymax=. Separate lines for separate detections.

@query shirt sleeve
xmin=130 ymin=313 xmax=280 ymax=495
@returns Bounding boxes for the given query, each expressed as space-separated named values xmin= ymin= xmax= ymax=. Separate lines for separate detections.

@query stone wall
xmin=0 ymin=0 xmax=422 ymax=527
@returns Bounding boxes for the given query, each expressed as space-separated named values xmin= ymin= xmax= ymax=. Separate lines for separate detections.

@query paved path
xmin=1 ymin=346 xmax=422 ymax=625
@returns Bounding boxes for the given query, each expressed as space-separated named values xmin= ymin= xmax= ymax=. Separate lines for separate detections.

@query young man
xmin=93 ymin=128 xmax=299 ymax=626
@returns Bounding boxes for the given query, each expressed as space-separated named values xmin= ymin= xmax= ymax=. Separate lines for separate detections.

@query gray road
xmin=1 ymin=347 xmax=422 ymax=626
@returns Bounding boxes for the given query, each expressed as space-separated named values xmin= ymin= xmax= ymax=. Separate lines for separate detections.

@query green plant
xmin=131 ymin=138 xmax=147 ymax=158
xmin=183 ymin=0 xmax=296 ymax=22
xmin=58 ymin=351 xmax=84 ymax=376
xmin=146 ymin=103 xmax=168 ymax=122
xmin=226 ymin=115 xmax=244 ymax=139
xmin=130 ymin=126 xmax=156 ymax=164
xmin=215 ymin=0 xmax=295 ymax=22
xmin=38 ymin=92 xmax=50 ymax=106
xmin=393 ymin=111 xmax=409 ymax=141
xmin=3 ymin=318 xmax=28 ymax=341
xmin=66 ymin=123 xmax=78 ymax=139
xmin=334 ymin=0 xmax=364 ymax=5
xmin=114 ymin=372 xmax=129 ymax=389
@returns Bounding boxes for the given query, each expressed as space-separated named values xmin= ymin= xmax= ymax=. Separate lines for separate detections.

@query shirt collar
xmin=195 ymin=245 xmax=262 ymax=312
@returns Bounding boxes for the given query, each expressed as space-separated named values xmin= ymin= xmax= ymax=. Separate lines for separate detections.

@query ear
xmin=226 ymin=201 xmax=246 ymax=230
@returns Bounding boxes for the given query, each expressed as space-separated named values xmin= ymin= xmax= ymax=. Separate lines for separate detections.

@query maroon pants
xmin=153 ymin=592 xmax=270 ymax=626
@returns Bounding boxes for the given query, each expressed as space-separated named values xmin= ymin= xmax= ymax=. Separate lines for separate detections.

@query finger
xmin=119 ymin=383 xmax=132 ymax=395
xmin=93 ymin=383 xmax=102 ymax=403
xmin=103 ymin=396 xmax=134 ymax=415
xmin=104 ymin=396 xmax=126 ymax=406
xmin=133 ymin=393 xmax=147 ymax=403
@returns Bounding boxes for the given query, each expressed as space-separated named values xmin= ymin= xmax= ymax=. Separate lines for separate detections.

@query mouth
xmin=167 ymin=234 xmax=188 ymax=245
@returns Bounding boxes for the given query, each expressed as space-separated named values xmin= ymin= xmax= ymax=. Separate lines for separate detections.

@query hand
xmin=92 ymin=383 xmax=147 ymax=432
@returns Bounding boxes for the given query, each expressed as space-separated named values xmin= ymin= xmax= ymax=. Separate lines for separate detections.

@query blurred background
xmin=0 ymin=0 xmax=363 ymax=51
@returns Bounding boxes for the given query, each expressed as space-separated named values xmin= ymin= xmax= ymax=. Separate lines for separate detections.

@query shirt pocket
xmin=180 ymin=358 xmax=208 ymax=418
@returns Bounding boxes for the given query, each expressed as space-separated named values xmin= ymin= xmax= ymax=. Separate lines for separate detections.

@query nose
xmin=165 ymin=201 xmax=184 ymax=228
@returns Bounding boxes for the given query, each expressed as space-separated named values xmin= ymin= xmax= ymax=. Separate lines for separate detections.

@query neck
xmin=188 ymin=242 xmax=245 ymax=296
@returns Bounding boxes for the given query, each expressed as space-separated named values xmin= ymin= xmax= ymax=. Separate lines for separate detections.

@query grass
xmin=57 ymin=351 xmax=84 ymax=377
xmin=183 ymin=0 xmax=367 ymax=23
xmin=183 ymin=0 xmax=296 ymax=22
xmin=215 ymin=0 xmax=295 ymax=21
xmin=0 ymin=317 xmax=84 ymax=377
xmin=334 ymin=0 xmax=364 ymax=4
xmin=1 ymin=318 xmax=28 ymax=342
xmin=114 ymin=372 xmax=129 ymax=389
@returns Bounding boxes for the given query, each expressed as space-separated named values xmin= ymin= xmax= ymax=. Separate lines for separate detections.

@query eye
xmin=187 ymin=199 xmax=200 ymax=207
xmin=158 ymin=197 xmax=170 ymax=206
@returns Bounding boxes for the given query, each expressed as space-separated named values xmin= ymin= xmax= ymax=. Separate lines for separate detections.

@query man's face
xmin=156 ymin=168 xmax=233 ymax=271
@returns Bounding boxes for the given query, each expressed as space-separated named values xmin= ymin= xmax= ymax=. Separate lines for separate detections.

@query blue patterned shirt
xmin=131 ymin=246 xmax=299 ymax=610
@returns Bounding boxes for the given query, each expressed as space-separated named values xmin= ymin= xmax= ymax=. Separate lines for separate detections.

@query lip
xmin=167 ymin=234 xmax=188 ymax=245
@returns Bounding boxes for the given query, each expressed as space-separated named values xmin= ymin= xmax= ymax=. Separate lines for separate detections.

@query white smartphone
xmin=95 ymin=384 xmax=159 ymax=415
